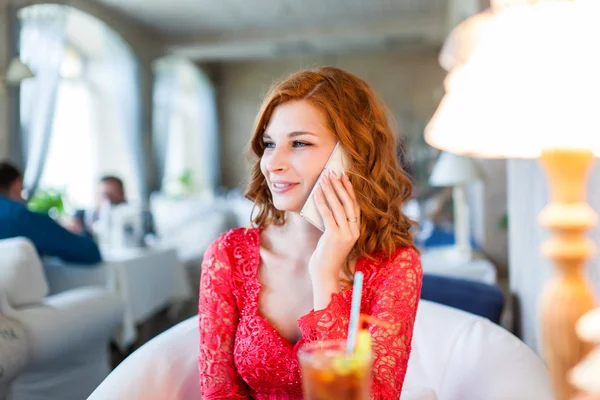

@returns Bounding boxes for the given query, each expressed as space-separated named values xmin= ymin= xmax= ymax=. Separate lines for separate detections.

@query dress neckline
xmin=246 ymin=226 xmax=363 ymax=349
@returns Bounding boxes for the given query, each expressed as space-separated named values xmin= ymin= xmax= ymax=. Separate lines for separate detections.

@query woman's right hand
xmin=308 ymin=171 xmax=361 ymax=310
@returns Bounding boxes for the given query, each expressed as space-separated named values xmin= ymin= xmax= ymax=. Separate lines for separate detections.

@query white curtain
xmin=18 ymin=5 xmax=68 ymax=198
xmin=153 ymin=58 xmax=219 ymax=195
xmin=86 ymin=25 xmax=144 ymax=203
xmin=39 ymin=79 xmax=97 ymax=208
xmin=152 ymin=59 xmax=178 ymax=188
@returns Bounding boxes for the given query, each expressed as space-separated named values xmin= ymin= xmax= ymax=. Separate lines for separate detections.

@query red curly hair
xmin=245 ymin=67 xmax=416 ymax=268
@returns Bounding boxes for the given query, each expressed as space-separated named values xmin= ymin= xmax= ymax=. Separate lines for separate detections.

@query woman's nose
xmin=266 ymin=146 xmax=289 ymax=172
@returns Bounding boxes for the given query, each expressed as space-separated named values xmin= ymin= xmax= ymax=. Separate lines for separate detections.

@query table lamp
xmin=425 ymin=1 xmax=600 ymax=399
xmin=429 ymin=152 xmax=483 ymax=261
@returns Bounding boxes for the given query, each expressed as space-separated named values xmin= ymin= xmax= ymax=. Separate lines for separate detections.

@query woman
xmin=198 ymin=67 xmax=422 ymax=399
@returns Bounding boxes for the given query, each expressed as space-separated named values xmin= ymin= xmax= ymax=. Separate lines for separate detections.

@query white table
xmin=420 ymin=247 xmax=498 ymax=285
xmin=44 ymin=246 xmax=192 ymax=350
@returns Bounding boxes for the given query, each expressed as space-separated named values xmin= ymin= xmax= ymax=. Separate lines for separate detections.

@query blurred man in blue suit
xmin=0 ymin=161 xmax=102 ymax=264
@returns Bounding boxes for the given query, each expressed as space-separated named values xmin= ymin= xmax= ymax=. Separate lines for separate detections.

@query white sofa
xmin=88 ymin=300 xmax=553 ymax=400
xmin=0 ymin=237 xmax=124 ymax=400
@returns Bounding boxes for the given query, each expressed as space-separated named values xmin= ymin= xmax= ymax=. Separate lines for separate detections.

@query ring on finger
xmin=346 ymin=217 xmax=358 ymax=223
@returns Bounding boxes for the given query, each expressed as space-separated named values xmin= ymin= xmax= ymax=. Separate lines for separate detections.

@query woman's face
xmin=260 ymin=100 xmax=337 ymax=213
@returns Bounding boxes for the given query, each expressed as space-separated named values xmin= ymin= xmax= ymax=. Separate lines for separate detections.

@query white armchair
xmin=0 ymin=237 xmax=124 ymax=400
xmin=88 ymin=300 xmax=552 ymax=400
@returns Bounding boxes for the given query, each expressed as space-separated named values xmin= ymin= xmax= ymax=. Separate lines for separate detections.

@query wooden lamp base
xmin=538 ymin=148 xmax=598 ymax=400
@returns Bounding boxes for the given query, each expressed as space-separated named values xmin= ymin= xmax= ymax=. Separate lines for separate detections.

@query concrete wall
xmin=0 ymin=3 xmax=17 ymax=162
xmin=217 ymin=49 xmax=445 ymax=187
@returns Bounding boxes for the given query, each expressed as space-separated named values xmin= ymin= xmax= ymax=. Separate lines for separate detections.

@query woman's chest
xmin=230 ymin=255 xmax=311 ymax=394
xmin=259 ymin=265 xmax=313 ymax=341
xmin=233 ymin=314 xmax=303 ymax=395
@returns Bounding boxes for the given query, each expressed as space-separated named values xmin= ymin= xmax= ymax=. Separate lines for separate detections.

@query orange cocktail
xmin=298 ymin=334 xmax=372 ymax=400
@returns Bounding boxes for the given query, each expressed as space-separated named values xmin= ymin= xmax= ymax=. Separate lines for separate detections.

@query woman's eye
xmin=292 ymin=141 xmax=311 ymax=148
xmin=263 ymin=140 xmax=311 ymax=149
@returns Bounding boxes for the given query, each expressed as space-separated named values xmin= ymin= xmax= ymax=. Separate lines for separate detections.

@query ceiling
xmin=89 ymin=0 xmax=481 ymax=61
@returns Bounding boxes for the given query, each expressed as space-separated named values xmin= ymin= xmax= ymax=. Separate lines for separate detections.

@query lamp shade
xmin=429 ymin=152 xmax=483 ymax=187
xmin=4 ymin=58 xmax=35 ymax=85
xmin=438 ymin=10 xmax=493 ymax=72
xmin=425 ymin=0 xmax=600 ymax=158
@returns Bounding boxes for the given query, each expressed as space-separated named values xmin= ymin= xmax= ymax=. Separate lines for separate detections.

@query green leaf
xmin=27 ymin=188 xmax=66 ymax=216
xmin=178 ymin=169 xmax=193 ymax=189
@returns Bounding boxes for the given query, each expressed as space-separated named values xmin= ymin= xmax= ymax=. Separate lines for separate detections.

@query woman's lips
xmin=270 ymin=181 xmax=299 ymax=194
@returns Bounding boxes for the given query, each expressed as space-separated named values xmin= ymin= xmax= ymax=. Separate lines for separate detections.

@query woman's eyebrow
xmin=289 ymin=131 xmax=317 ymax=138
xmin=262 ymin=131 xmax=317 ymax=139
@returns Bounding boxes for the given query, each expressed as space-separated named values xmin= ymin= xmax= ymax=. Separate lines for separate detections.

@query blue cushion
xmin=416 ymin=225 xmax=480 ymax=250
xmin=422 ymin=227 xmax=455 ymax=247
xmin=420 ymin=274 xmax=505 ymax=324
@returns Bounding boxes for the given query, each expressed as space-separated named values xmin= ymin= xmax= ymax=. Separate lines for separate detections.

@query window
xmin=20 ymin=5 xmax=143 ymax=211
xmin=39 ymin=47 xmax=97 ymax=208
xmin=153 ymin=58 xmax=219 ymax=197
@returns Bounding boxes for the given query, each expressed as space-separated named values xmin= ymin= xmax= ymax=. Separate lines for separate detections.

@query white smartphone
xmin=300 ymin=142 xmax=348 ymax=231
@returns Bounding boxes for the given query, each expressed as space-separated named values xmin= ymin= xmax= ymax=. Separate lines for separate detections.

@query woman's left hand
xmin=308 ymin=170 xmax=361 ymax=308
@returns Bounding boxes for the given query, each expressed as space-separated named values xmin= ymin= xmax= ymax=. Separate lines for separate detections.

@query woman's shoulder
xmin=387 ymin=246 xmax=421 ymax=276
xmin=364 ymin=246 xmax=422 ymax=282
xmin=368 ymin=245 xmax=420 ymax=266
xmin=358 ymin=247 xmax=422 ymax=304
xmin=204 ymin=227 xmax=261 ymax=266
xmin=215 ymin=226 xmax=260 ymax=246
xmin=389 ymin=246 xmax=421 ymax=265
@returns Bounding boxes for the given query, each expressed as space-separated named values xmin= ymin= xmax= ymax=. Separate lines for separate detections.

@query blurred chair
xmin=0 ymin=311 xmax=27 ymax=398
xmin=149 ymin=191 xmax=256 ymax=299
xmin=149 ymin=193 xmax=216 ymax=240
xmin=87 ymin=300 xmax=551 ymax=400
xmin=0 ymin=237 xmax=123 ymax=400
xmin=149 ymin=193 xmax=231 ymax=293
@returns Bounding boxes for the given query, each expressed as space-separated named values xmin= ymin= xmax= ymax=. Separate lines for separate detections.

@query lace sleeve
xmin=368 ymin=248 xmax=422 ymax=399
xmin=297 ymin=248 xmax=423 ymax=400
xmin=297 ymin=290 xmax=352 ymax=341
xmin=198 ymin=236 xmax=250 ymax=399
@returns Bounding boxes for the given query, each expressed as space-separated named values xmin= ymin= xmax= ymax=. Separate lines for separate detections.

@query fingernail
xmin=330 ymin=170 xmax=338 ymax=179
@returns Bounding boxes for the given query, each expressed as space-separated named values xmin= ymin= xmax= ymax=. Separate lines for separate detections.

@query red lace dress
xmin=198 ymin=227 xmax=422 ymax=399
